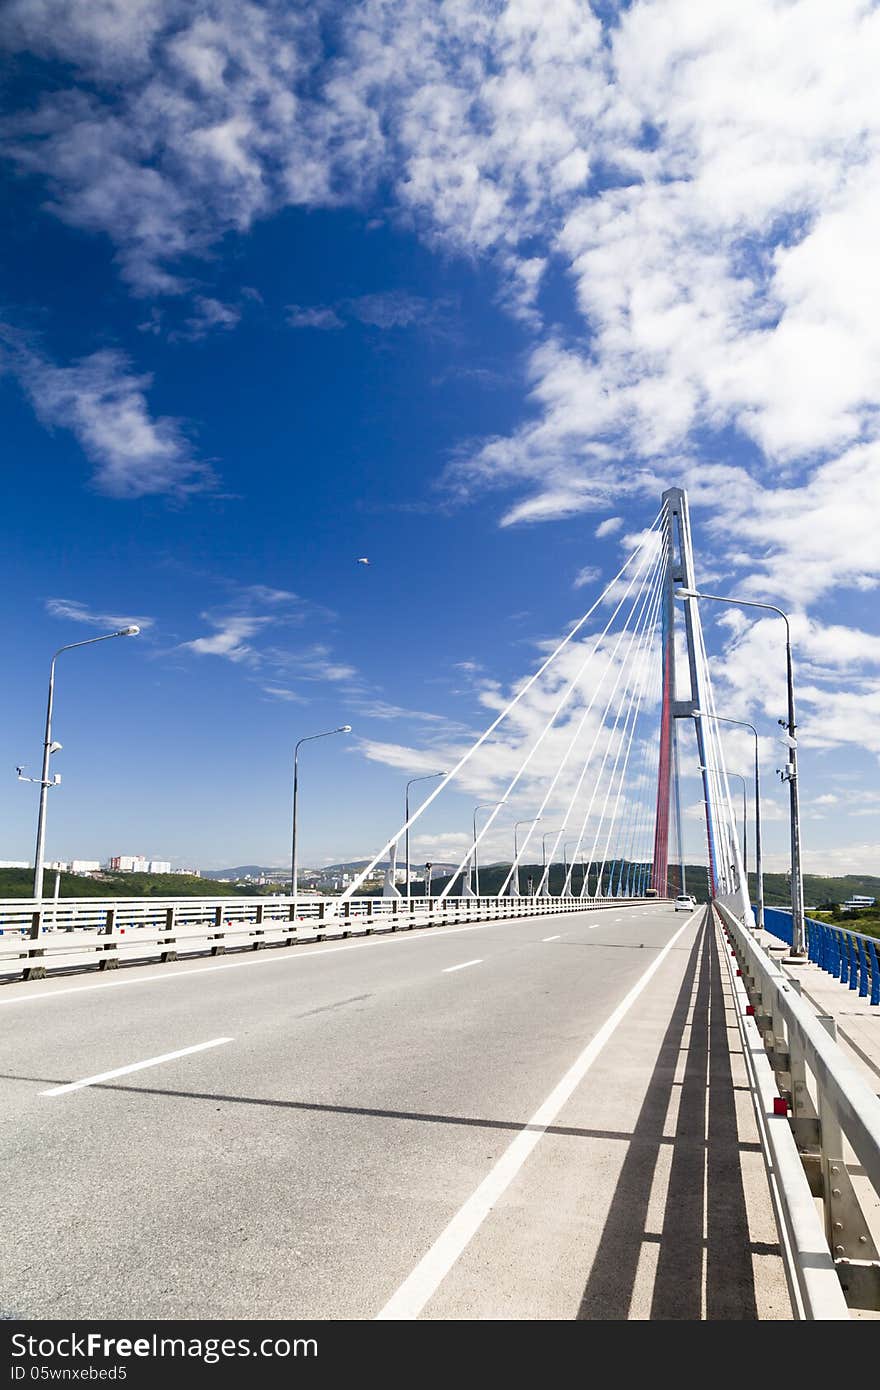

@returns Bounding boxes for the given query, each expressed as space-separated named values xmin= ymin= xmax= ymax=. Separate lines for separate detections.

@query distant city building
xmin=0 ymin=860 xmax=29 ymax=869
xmin=173 ymin=868 xmax=201 ymax=877
xmin=842 ymin=895 xmax=875 ymax=911
xmin=108 ymin=855 xmax=149 ymax=873
xmin=71 ymin=860 xmax=101 ymax=874
xmin=148 ymin=860 xmax=171 ymax=875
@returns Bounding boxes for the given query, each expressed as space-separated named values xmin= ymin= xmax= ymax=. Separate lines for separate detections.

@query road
xmin=0 ymin=902 xmax=790 ymax=1320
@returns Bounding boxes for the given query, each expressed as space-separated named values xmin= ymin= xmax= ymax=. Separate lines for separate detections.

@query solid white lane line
xmin=41 ymin=1037 xmax=233 ymax=1096
xmin=542 ymin=935 xmax=561 ymax=942
xmin=375 ymin=906 xmax=703 ymax=1320
xmin=442 ymin=959 xmax=482 ymax=974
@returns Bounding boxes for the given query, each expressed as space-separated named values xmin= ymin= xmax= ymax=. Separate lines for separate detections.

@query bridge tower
xmin=652 ymin=488 xmax=720 ymax=900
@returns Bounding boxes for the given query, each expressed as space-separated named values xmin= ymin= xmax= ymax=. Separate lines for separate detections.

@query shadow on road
xmin=576 ymin=912 xmax=770 ymax=1320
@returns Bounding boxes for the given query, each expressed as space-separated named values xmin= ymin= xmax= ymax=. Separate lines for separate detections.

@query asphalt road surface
xmin=0 ymin=902 xmax=790 ymax=1320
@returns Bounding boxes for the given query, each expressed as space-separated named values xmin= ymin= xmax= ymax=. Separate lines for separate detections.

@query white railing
xmin=0 ymin=893 xmax=653 ymax=982
xmin=715 ymin=899 xmax=880 ymax=1317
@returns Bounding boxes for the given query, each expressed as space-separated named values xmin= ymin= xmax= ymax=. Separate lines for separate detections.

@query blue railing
xmin=759 ymin=905 xmax=879 ymax=1006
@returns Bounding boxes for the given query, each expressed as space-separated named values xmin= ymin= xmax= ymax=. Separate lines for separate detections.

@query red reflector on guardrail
xmin=746 ymin=1004 xmax=755 ymax=1015
xmin=773 ymin=1098 xmax=789 ymax=1116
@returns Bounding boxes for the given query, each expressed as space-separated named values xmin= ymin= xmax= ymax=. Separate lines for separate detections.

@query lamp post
xmin=291 ymin=726 xmax=351 ymax=915
xmin=30 ymin=626 xmax=140 ymax=906
xmin=541 ymin=829 xmax=564 ymax=895
xmin=700 ymin=763 xmax=748 ymax=883
xmin=696 ymin=710 xmax=764 ymax=932
xmin=513 ymin=817 xmax=541 ymax=897
xmin=563 ymin=842 xmax=579 ymax=896
xmin=675 ymin=587 xmax=805 ymax=956
xmin=405 ymin=772 xmax=444 ymax=903
xmin=473 ymin=800 xmax=506 ymax=897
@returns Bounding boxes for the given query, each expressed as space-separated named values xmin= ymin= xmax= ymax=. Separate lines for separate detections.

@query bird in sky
xmin=356 ymin=557 xmax=370 ymax=565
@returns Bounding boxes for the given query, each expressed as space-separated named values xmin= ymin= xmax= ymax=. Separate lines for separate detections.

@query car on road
xmin=674 ymin=893 xmax=697 ymax=911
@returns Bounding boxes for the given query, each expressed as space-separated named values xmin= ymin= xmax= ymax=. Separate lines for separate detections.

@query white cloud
xmin=4 ymin=0 xmax=880 ymax=854
xmin=45 ymin=598 xmax=154 ymax=630
xmin=286 ymin=304 xmax=344 ymax=330
xmin=175 ymin=296 xmax=241 ymax=340
xmin=261 ymin=685 xmax=307 ymax=703
xmin=573 ymin=565 xmax=601 ymax=590
xmin=345 ymin=290 xmax=433 ymax=329
xmin=0 ymin=2 xmax=335 ymax=294
xmin=4 ymin=339 xmax=211 ymax=498
xmin=181 ymin=614 xmax=269 ymax=664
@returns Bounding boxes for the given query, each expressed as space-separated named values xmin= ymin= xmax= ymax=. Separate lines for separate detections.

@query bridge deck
xmin=0 ymin=902 xmax=790 ymax=1319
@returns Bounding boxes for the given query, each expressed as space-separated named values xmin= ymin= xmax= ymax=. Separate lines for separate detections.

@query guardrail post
xmin=856 ymin=937 xmax=870 ymax=999
xmin=787 ymin=981 xmax=820 ymax=1159
xmin=252 ymin=902 xmax=265 ymax=949
xmin=868 ymin=938 xmax=880 ymax=1007
xmin=22 ymin=906 xmax=46 ymax=979
xmin=98 ymin=908 xmax=119 ymax=970
xmin=815 ymin=1014 xmax=880 ymax=1306
xmin=162 ymin=904 xmax=179 ymax=961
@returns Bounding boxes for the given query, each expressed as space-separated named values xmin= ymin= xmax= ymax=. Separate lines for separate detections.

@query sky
xmin=1 ymin=0 xmax=879 ymax=878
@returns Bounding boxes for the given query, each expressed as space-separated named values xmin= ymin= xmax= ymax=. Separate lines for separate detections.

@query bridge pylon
xmin=653 ymin=488 xmax=752 ymax=923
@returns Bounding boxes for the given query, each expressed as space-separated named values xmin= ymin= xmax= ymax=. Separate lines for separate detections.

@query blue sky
xmin=1 ymin=1 xmax=879 ymax=876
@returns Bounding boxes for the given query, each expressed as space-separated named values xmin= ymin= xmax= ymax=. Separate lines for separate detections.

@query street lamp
xmin=406 ymin=772 xmax=444 ymax=903
xmin=675 ymin=587 xmax=806 ymax=956
xmin=563 ymin=842 xmax=580 ymax=896
xmin=696 ymin=710 xmax=764 ymax=932
xmin=513 ymin=817 xmax=541 ymax=897
xmin=291 ymin=726 xmax=351 ymax=914
xmin=700 ymin=763 xmax=748 ymax=885
xmin=29 ymin=626 xmax=140 ymax=906
xmin=540 ymin=829 xmax=565 ymax=896
xmin=473 ymin=800 xmax=506 ymax=897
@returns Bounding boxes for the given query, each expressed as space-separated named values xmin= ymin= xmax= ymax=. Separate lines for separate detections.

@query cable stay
xmin=341 ymin=503 xmax=667 ymax=903
xmin=339 ymin=487 xmax=752 ymax=920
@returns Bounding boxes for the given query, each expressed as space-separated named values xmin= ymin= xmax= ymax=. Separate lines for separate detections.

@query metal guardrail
xmin=761 ymin=906 xmax=879 ymax=1006
xmin=0 ymin=893 xmax=652 ymax=982
xmin=716 ymin=900 xmax=880 ymax=1315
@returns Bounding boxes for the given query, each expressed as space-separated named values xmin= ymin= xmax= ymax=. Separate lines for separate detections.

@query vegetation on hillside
xmin=0 ymin=868 xmax=251 ymax=899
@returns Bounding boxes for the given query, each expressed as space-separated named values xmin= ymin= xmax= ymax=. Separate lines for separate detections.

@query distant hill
xmin=203 ymin=860 xmax=462 ymax=880
xmin=399 ymin=863 xmax=880 ymax=903
xmin=201 ymin=865 xmax=285 ymax=880
xmin=7 ymin=861 xmax=873 ymax=904
xmin=0 ymin=868 xmax=250 ymax=899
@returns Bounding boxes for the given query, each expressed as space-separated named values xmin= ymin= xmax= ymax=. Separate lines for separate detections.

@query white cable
xmin=562 ymin=530 xmax=669 ymax=895
xmin=439 ymin=508 xmax=668 ymax=901
xmin=593 ymin=561 xmax=665 ymax=894
xmin=508 ymin=531 xmax=667 ymax=899
xmin=577 ymin=558 xmax=665 ymax=898
xmin=493 ymin=527 xmax=667 ymax=900
xmin=339 ymin=504 xmax=666 ymax=902
xmin=526 ymin=535 xmax=667 ymax=899
xmin=612 ymin=621 xmax=662 ymax=897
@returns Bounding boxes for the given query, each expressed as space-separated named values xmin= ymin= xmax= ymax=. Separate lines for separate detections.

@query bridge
xmin=2 ymin=488 xmax=878 ymax=1321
